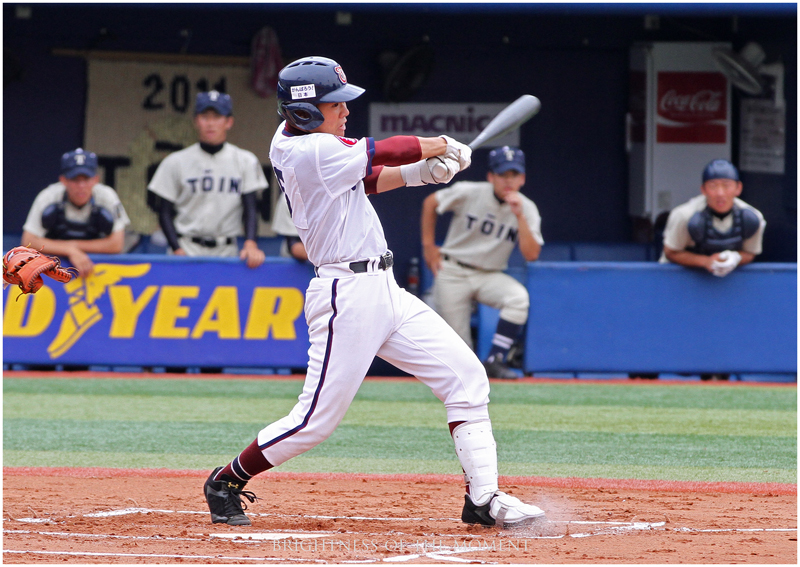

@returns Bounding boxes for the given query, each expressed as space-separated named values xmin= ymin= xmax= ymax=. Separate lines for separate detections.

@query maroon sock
xmin=214 ymin=439 xmax=273 ymax=483
xmin=449 ymin=421 xmax=469 ymax=494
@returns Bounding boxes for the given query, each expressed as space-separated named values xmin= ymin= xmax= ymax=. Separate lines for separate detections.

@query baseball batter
xmin=660 ymin=159 xmax=765 ymax=277
xmin=203 ymin=56 xmax=545 ymax=529
xmin=148 ymin=91 xmax=268 ymax=268
xmin=21 ymin=148 xmax=131 ymax=277
xmin=421 ymin=147 xmax=543 ymax=379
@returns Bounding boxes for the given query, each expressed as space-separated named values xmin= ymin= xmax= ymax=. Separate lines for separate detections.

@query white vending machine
xmin=627 ymin=42 xmax=732 ymax=224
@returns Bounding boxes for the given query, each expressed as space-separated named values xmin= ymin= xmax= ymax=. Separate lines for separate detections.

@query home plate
xmin=210 ymin=532 xmax=328 ymax=541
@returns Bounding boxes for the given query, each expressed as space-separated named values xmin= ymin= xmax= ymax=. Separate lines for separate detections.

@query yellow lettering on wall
xmin=3 ymin=286 xmax=56 ymax=337
xmin=150 ymin=286 xmax=199 ymax=338
xmin=108 ymin=285 xmax=159 ymax=338
xmin=244 ymin=287 xmax=304 ymax=340
xmin=191 ymin=286 xmax=241 ymax=339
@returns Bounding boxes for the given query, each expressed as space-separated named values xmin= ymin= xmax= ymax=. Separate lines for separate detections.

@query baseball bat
xmin=431 ymin=94 xmax=541 ymax=179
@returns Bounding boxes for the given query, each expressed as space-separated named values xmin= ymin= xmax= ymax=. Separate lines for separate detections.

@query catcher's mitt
xmin=2 ymin=246 xmax=77 ymax=295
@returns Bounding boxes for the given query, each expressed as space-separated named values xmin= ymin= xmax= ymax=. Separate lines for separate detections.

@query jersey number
xmin=273 ymin=167 xmax=293 ymax=216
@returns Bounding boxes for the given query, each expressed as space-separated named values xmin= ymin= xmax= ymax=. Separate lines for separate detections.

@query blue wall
xmin=522 ymin=262 xmax=797 ymax=374
xmin=4 ymin=254 xmax=794 ymax=377
xmin=3 ymin=3 xmax=796 ymax=284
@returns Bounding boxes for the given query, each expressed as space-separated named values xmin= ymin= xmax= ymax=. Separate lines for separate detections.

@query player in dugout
xmin=421 ymin=146 xmax=543 ymax=379
xmin=147 ymin=90 xmax=268 ymax=268
xmin=21 ymin=148 xmax=131 ymax=277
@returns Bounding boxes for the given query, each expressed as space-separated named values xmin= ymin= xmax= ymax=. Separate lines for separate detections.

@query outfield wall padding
xmin=3 ymin=256 xmax=796 ymax=375
xmin=519 ymin=262 xmax=796 ymax=374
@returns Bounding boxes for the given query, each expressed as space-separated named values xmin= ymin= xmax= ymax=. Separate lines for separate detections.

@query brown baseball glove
xmin=2 ymin=246 xmax=77 ymax=295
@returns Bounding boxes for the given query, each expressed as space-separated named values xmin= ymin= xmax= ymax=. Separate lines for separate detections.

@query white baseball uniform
xmin=659 ymin=194 xmax=765 ymax=263
xmin=260 ymin=122 xmax=490 ymax=467
xmin=432 ymin=181 xmax=543 ymax=347
xmin=148 ymin=142 xmax=268 ymax=257
xmin=23 ymin=182 xmax=130 ymax=237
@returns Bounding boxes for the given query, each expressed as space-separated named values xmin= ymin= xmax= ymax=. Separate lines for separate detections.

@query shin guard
xmin=452 ymin=419 xmax=498 ymax=506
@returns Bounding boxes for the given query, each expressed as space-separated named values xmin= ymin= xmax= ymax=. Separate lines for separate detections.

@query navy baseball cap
xmin=488 ymin=146 xmax=525 ymax=174
xmin=702 ymin=159 xmax=740 ymax=183
xmin=60 ymin=148 xmax=98 ymax=179
xmin=195 ymin=90 xmax=233 ymax=116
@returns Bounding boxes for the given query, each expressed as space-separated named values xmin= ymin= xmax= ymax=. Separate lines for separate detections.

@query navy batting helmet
xmin=277 ymin=56 xmax=365 ymax=131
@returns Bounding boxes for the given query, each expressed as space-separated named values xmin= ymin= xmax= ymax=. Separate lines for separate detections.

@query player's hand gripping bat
xmin=431 ymin=94 xmax=541 ymax=179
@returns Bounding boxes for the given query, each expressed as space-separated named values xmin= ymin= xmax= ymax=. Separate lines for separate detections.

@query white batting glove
xmin=710 ymin=250 xmax=742 ymax=277
xmin=400 ymin=156 xmax=460 ymax=186
xmin=400 ymin=159 xmax=437 ymax=186
xmin=440 ymin=135 xmax=472 ymax=171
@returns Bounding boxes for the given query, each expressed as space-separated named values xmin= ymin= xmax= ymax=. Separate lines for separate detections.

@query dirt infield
xmin=3 ymin=469 xmax=796 ymax=564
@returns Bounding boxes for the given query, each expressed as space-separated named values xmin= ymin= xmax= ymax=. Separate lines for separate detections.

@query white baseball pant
xmin=257 ymin=260 xmax=490 ymax=467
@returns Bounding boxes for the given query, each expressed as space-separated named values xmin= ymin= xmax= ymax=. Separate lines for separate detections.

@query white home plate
xmin=210 ymin=532 xmax=328 ymax=541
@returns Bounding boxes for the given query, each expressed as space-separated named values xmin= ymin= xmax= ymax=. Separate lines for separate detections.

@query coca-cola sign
xmin=657 ymin=72 xmax=728 ymax=144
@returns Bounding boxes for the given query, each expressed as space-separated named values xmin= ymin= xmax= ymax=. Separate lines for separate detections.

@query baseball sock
xmin=486 ymin=318 xmax=522 ymax=364
xmin=214 ymin=439 xmax=273 ymax=484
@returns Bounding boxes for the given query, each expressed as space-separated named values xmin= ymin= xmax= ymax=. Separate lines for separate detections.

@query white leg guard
xmin=452 ymin=419 xmax=498 ymax=506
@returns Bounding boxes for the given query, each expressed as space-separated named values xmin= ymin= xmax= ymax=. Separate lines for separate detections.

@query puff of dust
xmin=505 ymin=493 xmax=588 ymax=538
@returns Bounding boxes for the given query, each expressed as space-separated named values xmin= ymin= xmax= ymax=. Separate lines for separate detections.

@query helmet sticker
xmin=334 ymin=65 xmax=347 ymax=84
xmin=291 ymin=84 xmax=316 ymax=100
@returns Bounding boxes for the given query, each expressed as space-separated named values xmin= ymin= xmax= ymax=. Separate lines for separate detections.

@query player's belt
xmin=184 ymin=236 xmax=236 ymax=248
xmin=314 ymin=251 xmax=394 ymax=277
xmin=442 ymin=254 xmax=480 ymax=271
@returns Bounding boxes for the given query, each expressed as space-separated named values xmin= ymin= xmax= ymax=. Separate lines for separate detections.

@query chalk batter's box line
xmin=4 ymin=466 xmax=795 ymax=495
xmin=7 ymin=507 xmax=797 ymax=535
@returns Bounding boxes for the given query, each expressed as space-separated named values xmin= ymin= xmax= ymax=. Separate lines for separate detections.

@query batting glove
xmin=440 ymin=135 xmax=472 ymax=171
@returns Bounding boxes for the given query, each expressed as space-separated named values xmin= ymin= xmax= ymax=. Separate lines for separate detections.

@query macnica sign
xmin=2 ymin=259 xmax=312 ymax=368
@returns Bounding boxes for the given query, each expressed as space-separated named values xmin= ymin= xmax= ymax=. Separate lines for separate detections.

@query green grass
xmin=3 ymin=377 xmax=796 ymax=484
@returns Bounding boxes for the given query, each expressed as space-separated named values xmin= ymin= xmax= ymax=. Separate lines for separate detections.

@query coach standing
xmin=148 ymin=90 xmax=268 ymax=268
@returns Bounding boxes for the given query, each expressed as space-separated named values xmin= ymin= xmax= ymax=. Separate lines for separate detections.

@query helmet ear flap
xmin=279 ymin=101 xmax=325 ymax=131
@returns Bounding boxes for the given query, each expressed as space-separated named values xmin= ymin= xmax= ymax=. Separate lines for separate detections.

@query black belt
xmin=442 ymin=254 xmax=480 ymax=270
xmin=187 ymin=236 xmax=235 ymax=248
xmin=349 ymin=251 xmax=394 ymax=273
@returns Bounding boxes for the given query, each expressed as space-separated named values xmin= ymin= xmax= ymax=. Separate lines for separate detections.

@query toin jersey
xmin=23 ymin=182 xmax=130 ymax=238
xmin=436 ymin=181 xmax=544 ymax=271
xmin=148 ymin=142 xmax=268 ymax=238
xmin=268 ymin=122 xmax=385 ymax=267
xmin=660 ymin=194 xmax=765 ymax=262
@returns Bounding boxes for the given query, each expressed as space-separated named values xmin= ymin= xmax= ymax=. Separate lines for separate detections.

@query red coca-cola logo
xmin=657 ymin=72 xmax=727 ymax=122
xmin=657 ymin=72 xmax=728 ymax=144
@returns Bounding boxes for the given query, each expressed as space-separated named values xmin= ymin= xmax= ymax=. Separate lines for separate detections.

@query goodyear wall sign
xmin=2 ymin=257 xmax=314 ymax=368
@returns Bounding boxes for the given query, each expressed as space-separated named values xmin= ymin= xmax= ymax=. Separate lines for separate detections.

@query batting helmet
xmin=277 ymin=56 xmax=365 ymax=131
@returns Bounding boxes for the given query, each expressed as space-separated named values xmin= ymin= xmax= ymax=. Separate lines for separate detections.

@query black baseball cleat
xmin=483 ymin=357 xmax=519 ymax=380
xmin=462 ymin=491 xmax=546 ymax=528
xmin=204 ymin=466 xmax=258 ymax=526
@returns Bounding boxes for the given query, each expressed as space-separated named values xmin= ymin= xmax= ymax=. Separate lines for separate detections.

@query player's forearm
xmin=738 ymin=251 xmax=756 ymax=266
xmin=663 ymin=247 xmax=713 ymax=270
xmin=241 ymin=192 xmax=259 ymax=241
xmin=417 ymin=137 xmax=448 ymax=159
xmin=21 ymin=231 xmax=124 ymax=256
xmin=514 ymin=221 xmax=540 ymax=261
xmin=158 ymin=199 xmax=182 ymax=251
xmin=374 ymin=166 xmax=406 ymax=193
